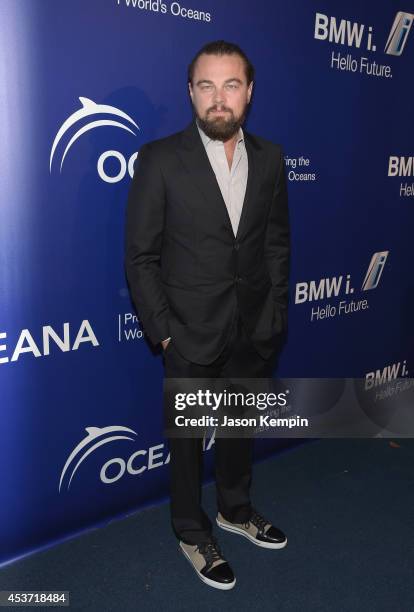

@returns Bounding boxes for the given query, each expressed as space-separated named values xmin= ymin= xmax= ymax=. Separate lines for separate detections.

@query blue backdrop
xmin=1 ymin=0 xmax=413 ymax=567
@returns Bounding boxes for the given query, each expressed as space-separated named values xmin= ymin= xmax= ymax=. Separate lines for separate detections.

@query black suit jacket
xmin=125 ymin=118 xmax=290 ymax=365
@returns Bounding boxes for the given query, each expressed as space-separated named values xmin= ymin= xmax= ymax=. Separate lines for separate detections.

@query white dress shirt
xmin=196 ymin=120 xmax=248 ymax=237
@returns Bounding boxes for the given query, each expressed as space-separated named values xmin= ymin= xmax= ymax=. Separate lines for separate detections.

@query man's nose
xmin=212 ymin=87 xmax=225 ymax=104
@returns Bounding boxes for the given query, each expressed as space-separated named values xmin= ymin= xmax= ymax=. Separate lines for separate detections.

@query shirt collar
xmin=196 ymin=120 xmax=244 ymax=148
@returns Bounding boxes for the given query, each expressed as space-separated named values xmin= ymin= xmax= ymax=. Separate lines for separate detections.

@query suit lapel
xmin=176 ymin=119 xmax=265 ymax=241
xmin=237 ymin=131 xmax=265 ymax=241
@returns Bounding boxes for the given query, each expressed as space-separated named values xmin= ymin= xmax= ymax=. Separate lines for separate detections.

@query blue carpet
xmin=1 ymin=439 xmax=413 ymax=611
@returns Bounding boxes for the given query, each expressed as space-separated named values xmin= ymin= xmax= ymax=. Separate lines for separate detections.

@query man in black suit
xmin=125 ymin=40 xmax=290 ymax=590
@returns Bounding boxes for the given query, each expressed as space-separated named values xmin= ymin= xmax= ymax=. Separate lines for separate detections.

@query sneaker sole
xmin=179 ymin=543 xmax=236 ymax=590
xmin=216 ymin=517 xmax=288 ymax=549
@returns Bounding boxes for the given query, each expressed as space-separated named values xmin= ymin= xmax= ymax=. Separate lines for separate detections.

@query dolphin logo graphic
xmin=49 ymin=97 xmax=139 ymax=172
xmin=59 ymin=425 xmax=138 ymax=492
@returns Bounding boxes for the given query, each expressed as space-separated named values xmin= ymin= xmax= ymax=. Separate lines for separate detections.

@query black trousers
xmin=163 ymin=313 xmax=277 ymax=545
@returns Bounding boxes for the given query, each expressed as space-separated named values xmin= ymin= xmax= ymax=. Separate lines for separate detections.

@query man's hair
xmin=187 ymin=40 xmax=255 ymax=85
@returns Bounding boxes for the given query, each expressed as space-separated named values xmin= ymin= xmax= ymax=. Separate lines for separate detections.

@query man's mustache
xmin=207 ymin=107 xmax=233 ymax=114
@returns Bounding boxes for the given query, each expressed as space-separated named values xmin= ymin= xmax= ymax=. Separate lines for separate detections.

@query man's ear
xmin=188 ymin=82 xmax=193 ymax=100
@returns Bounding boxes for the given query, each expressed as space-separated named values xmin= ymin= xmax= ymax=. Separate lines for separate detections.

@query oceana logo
xmin=59 ymin=425 xmax=215 ymax=491
xmin=0 ymin=319 xmax=99 ymax=365
xmin=49 ymin=97 xmax=140 ymax=183
xmin=59 ymin=425 xmax=138 ymax=492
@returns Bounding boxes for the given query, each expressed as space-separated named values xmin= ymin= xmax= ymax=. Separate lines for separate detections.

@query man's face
xmin=188 ymin=53 xmax=253 ymax=142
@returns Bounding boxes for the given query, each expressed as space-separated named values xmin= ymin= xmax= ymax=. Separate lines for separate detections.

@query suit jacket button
xmin=234 ymin=243 xmax=239 ymax=251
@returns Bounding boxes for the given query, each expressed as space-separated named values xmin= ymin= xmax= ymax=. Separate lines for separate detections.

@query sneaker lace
xmin=244 ymin=508 xmax=268 ymax=533
xmin=197 ymin=537 xmax=223 ymax=568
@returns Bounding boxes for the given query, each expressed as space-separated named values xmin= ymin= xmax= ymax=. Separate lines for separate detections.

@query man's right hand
xmin=161 ymin=337 xmax=171 ymax=351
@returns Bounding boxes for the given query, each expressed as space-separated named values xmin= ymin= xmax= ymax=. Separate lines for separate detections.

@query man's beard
xmin=194 ymin=103 xmax=248 ymax=142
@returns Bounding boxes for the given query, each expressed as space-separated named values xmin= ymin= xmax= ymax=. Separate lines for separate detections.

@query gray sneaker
xmin=179 ymin=537 xmax=236 ymax=590
xmin=216 ymin=508 xmax=287 ymax=549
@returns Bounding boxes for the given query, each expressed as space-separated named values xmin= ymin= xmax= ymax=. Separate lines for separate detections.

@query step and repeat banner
xmin=1 ymin=0 xmax=413 ymax=566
